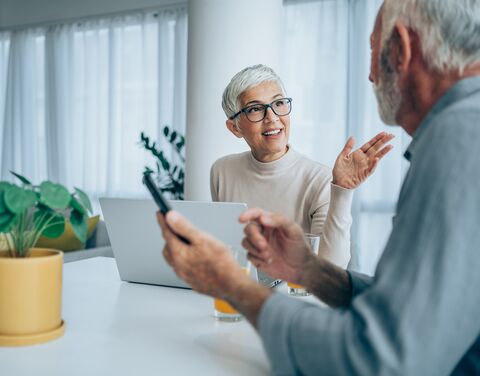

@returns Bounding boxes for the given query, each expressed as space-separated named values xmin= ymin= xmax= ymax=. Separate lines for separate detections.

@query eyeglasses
xmin=230 ymin=97 xmax=292 ymax=122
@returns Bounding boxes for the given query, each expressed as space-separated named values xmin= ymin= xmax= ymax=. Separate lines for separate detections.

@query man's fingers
xmin=156 ymin=211 xmax=169 ymax=233
xmin=163 ymin=246 xmax=174 ymax=267
xmin=242 ymin=237 xmax=271 ymax=263
xmin=261 ymin=212 xmax=301 ymax=239
xmin=240 ymin=208 xmax=294 ymax=234
xmin=244 ymin=223 xmax=268 ymax=249
xmin=239 ymin=207 xmax=269 ymax=224
xmin=157 ymin=211 xmax=180 ymax=246
xmin=165 ymin=210 xmax=199 ymax=245
xmin=247 ymin=252 xmax=270 ymax=269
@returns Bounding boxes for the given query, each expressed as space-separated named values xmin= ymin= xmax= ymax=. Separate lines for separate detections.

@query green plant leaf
xmin=10 ymin=171 xmax=32 ymax=185
xmin=0 ymin=212 xmax=16 ymax=232
xmin=74 ymin=187 xmax=93 ymax=214
xmin=3 ymin=186 xmax=37 ymax=214
xmin=0 ymin=183 xmax=13 ymax=214
xmin=0 ymin=194 xmax=6 ymax=214
xmin=39 ymin=181 xmax=71 ymax=210
xmin=169 ymin=131 xmax=177 ymax=143
xmin=70 ymin=209 xmax=88 ymax=243
xmin=0 ymin=182 xmax=14 ymax=192
xmin=40 ymin=213 xmax=65 ymax=238
xmin=163 ymin=126 xmax=169 ymax=137
xmin=70 ymin=196 xmax=87 ymax=215
xmin=176 ymin=139 xmax=185 ymax=150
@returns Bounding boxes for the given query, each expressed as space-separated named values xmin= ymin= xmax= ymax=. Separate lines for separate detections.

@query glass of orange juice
xmin=287 ymin=233 xmax=320 ymax=296
xmin=214 ymin=247 xmax=252 ymax=322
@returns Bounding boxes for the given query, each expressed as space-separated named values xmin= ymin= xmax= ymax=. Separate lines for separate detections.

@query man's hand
xmin=157 ymin=211 xmax=248 ymax=299
xmin=332 ymin=132 xmax=394 ymax=189
xmin=239 ymin=208 xmax=315 ymax=285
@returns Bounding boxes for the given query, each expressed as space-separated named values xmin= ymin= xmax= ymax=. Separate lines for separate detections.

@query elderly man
xmin=158 ymin=0 xmax=480 ymax=374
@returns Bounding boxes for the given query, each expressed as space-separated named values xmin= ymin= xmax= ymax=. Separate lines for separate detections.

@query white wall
xmin=184 ymin=0 xmax=283 ymax=200
xmin=0 ymin=0 xmax=185 ymax=28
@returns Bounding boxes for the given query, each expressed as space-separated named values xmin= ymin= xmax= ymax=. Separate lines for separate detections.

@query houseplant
xmin=140 ymin=126 xmax=185 ymax=200
xmin=0 ymin=171 xmax=93 ymax=346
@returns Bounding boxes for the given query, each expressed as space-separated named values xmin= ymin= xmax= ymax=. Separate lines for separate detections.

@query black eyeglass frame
xmin=229 ymin=97 xmax=293 ymax=122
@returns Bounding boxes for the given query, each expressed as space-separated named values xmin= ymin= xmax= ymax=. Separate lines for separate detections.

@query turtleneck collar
xmin=247 ymin=146 xmax=300 ymax=175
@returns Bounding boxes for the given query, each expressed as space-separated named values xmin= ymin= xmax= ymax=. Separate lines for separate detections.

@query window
xmin=0 ymin=8 xmax=187 ymax=214
xmin=282 ymin=0 xmax=411 ymax=273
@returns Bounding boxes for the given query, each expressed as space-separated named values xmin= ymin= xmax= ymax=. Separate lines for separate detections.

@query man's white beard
xmin=373 ymin=47 xmax=402 ymax=125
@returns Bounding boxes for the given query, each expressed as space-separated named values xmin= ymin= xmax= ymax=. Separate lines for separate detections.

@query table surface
xmin=0 ymin=257 xmax=271 ymax=376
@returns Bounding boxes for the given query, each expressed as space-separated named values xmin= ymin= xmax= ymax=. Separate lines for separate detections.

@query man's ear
xmin=226 ymin=119 xmax=243 ymax=138
xmin=391 ymin=21 xmax=412 ymax=74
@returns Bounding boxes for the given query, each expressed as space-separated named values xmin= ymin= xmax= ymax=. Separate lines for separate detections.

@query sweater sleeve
xmin=210 ymin=162 xmax=219 ymax=202
xmin=311 ymin=183 xmax=353 ymax=268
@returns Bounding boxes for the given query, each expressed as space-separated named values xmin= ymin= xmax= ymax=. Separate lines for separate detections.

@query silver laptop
xmin=100 ymin=198 xmax=280 ymax=289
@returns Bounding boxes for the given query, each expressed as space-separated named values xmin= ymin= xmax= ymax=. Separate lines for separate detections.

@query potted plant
xmin=140 ymin=126 xmax=185 ymax=200
xmin=0 ymin=171 xmax=93 ymax=346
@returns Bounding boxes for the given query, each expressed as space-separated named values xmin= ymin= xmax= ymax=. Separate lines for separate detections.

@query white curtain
xmin=282 ymin=0 xmax=411 ymax=274
xmin=0 ymin=6 xmax=187 ymax=212
xmin=0 ymin=32 xmax=10 ymax=160
xmin=1 ymin=29 xmax=46 ymax=183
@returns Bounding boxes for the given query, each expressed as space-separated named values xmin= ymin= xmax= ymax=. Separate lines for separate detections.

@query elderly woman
xmin=210 ymin=64 xmax=393 ymax=268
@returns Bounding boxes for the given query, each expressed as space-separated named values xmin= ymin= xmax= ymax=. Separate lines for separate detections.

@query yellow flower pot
xmin=0 ymin=248 xmax=65 ymax=346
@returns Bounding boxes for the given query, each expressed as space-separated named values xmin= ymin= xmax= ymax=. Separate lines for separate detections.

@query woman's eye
xmin=274 ymin=100 xmax=286 ymax=107
xmin=247 ymin=106 xmax=263 ymax=113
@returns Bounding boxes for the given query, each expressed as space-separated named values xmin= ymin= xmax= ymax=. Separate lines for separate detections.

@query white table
xmin=0 ymin=257 xmax=271 ymax=376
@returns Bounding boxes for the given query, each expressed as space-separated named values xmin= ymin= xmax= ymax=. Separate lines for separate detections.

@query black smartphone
xmin=142 ymin=172 xmax=190 ymax=244
xmin=142 ymin=172 xmax=172 ymax=215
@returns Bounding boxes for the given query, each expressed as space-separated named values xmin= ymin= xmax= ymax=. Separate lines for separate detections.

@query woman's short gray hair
xmin=382 ymin=0 xmax=480 ymax=73
xmin=222 ymin=64 xmax=286 ymax=120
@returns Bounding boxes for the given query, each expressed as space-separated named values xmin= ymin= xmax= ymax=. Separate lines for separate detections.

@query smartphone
xmin=142 ymin=172 xmax=190 ymax=244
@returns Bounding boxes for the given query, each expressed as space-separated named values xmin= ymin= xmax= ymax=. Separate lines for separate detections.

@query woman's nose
xmin=264 ymin=106 xmax=278 ymax=122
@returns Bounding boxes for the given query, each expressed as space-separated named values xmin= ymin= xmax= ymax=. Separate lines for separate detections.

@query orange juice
xmin=213 ymin=267 xmax=249 ymax=317
xmin=287 ymin=282 xmax=304 ymax=289
xmin=214 ymin=298 xmax=238 ymax=314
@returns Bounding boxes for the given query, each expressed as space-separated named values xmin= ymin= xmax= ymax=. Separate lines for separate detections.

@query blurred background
xmin=0 ymin=0 xmax=411 ymax=274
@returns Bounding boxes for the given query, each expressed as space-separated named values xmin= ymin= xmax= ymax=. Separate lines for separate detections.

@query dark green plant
xmin=140 ymin=126 xmax=185 ymax=200
xmin=0 ymin=171 xmax=93 ymax=257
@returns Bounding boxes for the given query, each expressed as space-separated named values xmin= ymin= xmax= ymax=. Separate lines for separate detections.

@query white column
xmin=185 ymin=0 xmax=283 ymax=201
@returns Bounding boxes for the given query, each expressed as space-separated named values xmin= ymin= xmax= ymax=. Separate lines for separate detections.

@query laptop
xmin=100 ymin=198 xmax=281 ymax=288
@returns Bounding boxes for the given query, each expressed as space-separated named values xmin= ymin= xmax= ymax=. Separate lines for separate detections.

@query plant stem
xmin=5 ymin=233 xmax=14 ymax=258
xmin=31 ymin=214 xmax=58 ymax=248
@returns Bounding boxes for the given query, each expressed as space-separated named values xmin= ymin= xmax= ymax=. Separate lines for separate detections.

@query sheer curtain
xmin=0 ymin=32 xmax=10 ymax=160
xmin=1 ymin=29 xmax=46 ymax=183
xmin=282 ymin=0 xmax=411 ymax=274
xmin=0 ymin=6 xmax=187 ymax=212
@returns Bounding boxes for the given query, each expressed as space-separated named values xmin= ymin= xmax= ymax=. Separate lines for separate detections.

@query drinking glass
xmin=287 ymin=233 xmax=320 ymax=296
xmin=213 ymin=247 xmax=252 ymax=321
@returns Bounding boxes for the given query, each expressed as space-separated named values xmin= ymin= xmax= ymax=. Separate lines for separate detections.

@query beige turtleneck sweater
xmin=210 ymin=148 xmax=352 ymax=268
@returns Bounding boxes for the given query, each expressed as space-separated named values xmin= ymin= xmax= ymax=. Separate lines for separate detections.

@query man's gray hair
xmin=222 ymin=64 xmax=286 ymax=119
xmin=382 ymin=0 xmax=480 ymax=73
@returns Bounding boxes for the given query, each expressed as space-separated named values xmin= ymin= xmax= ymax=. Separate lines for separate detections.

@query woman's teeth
xmin=262 ymin=129 xmax=281 ymax=136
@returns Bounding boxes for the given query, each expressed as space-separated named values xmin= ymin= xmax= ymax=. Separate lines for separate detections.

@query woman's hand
xmin=332 ymin=132 xmax=394 ymax=189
